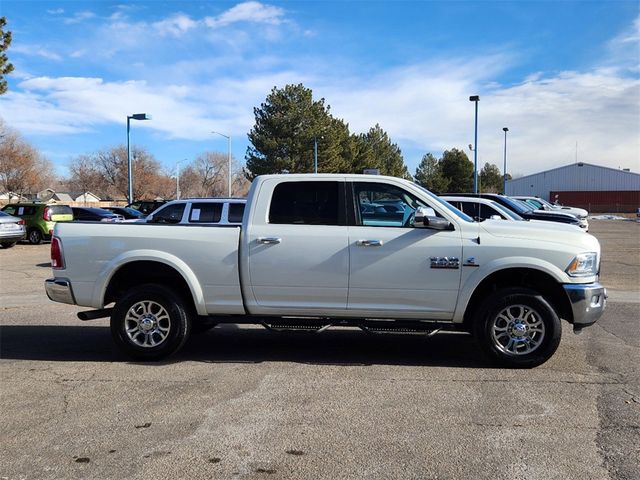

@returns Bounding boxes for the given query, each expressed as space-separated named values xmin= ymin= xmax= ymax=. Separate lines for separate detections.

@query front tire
xmin=111 ymin=284 xmax=191 ymax=360
xmin=473 ymin=287 xmax=561 ymax=368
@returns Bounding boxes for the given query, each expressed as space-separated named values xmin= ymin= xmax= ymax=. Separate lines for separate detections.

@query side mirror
xmin=414 ymin=207 xmax=452 ymax=230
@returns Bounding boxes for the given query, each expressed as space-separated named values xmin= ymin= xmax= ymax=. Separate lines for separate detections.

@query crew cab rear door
xmin=244 ymin=178 xmax=349 ymax=314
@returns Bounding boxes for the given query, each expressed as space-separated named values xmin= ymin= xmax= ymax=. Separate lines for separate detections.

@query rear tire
xmin=473 ymin=287 xmax=561 ymax=368
xmin=27 ymin=229 xmax=43 ymax=245
xmin=0 ymin=241 xmax=17 ymax=248
xmin=110 ymin=284 xmax=191 ymax=361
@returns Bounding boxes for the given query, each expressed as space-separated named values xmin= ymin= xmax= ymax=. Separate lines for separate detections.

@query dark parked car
xmin=446 ymin=193 xmax=585 ymax=229
xmin=126 ymin=200 xmax=168 ymax=215
xmin=102 ymin=206 xmax=146 ymax=220
xmin=0 ymin=211 xmax=26 ymax=248
xmin=71 ymin=207 xmax=123 ymax=222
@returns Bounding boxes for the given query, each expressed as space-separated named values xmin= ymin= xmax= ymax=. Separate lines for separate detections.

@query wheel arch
xmin=461 ymin=267 xmax=573 ymax=330
xmin=100 ymin=256 xmax=205 ymax=315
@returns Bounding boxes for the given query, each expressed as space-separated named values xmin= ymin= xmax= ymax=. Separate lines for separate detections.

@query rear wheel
xmin=27 ymin=228 xmax=43 ymax=245
xmin=0 ymin=241 xmax=17 ymax=248
xmin=473 ymin=287 xmax=561 ymax=368
xmin=110 ymin=284 xmax=191 ymax=360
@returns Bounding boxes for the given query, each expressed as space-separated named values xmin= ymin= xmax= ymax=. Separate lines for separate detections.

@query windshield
xmin=536 ymin=198 xmax=557 ymax=209
xmin=123 ymin=207 xmax=145 ymax=217
xmin=413 ymin=184 xmax=474 ymax=222
xmin=494 ymin=203 xmax=524 ymax=220
xmin=500 ymin=196 xmax=532 ymax=214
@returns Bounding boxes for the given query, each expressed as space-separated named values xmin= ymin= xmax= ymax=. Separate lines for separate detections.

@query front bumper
xmin=45 ymin=278 xmax=76 ymax=305
xmin=563 ymin=282 xmax=606 ymax=328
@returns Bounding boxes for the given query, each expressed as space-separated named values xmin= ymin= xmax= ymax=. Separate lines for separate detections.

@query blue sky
xmin=1 ymin=1 xmax=639 ymax=179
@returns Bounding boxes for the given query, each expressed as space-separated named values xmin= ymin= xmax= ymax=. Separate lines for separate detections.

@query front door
xmin=347 ymin=182 xmax=462 ymax=319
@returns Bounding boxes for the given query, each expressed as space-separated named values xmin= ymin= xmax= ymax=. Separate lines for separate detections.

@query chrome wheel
xmin=490 ymin=304 xmax=546 ymax=355
xmin=124 ymin=300 xmax=171 ymax=348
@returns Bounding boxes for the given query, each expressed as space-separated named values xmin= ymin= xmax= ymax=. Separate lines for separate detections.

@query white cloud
xmin=10 ymin=44 xmax=62 ymax=61
xmin=47 ymin=8 xmax=64 ymax=15
xmin=152 ymin=13 xmax=199 ymax=37
xmin=321 ymin=60 xmax=639 ymax=173
xmin=204 ymin=1 xmax=286 ymax=28
xmin=64 ymin=11 xmax=96 ymax=25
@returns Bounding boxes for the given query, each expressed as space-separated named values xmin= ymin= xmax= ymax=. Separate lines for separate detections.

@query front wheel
xmin=110 ymin=284 xmax=192 ymax=360
xmin=473 ymin=288 xmax=561 ymax=368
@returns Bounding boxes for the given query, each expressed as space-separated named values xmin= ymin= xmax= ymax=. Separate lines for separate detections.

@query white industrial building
xmin=505 ymin=162 xmax=640 ymax=212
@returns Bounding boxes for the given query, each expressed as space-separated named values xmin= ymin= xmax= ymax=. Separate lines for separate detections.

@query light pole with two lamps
xmin=212 ymin=131 xmax=231 ymax=197
xmin=126 ymin=113 xmax=151 ymax=204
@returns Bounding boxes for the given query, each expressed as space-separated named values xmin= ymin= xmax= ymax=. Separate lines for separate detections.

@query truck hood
xmin=555 ymin=206 xmax=589 ymax=218
xmin=478 ymin=219 xmax=597 ymax=250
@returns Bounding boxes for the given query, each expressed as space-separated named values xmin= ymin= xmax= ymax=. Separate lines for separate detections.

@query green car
xmin=1 ymin=203 xmax=74 ymax=244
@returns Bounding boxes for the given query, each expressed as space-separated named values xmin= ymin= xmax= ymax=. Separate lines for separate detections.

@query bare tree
xmin=177 ymin=151 xmax=251 ymax=198
xmin=66 ymin=155 xmax=103 ymax=202
xmin=0 ymin=120 xmax=55 ymax=198
xmin=95 ymin=145 xmax=166 ymax=200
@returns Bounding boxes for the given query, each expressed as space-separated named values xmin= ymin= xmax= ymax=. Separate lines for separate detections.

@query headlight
xmin=566 ymin=252 xmax=598 ymax=277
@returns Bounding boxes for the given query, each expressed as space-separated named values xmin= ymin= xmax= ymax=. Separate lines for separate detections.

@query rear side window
xmin=269 ymin=181 xmax=340 ymax=225
xmin=151 ymin=203 xmax=185 ymax=224
xmin=228 ymin=203 xmax=245 ymax=223
xmin=189 ymin=203 xmax=222 ymax=223
xmin=8 ymin=205 xmax=36 ymax=216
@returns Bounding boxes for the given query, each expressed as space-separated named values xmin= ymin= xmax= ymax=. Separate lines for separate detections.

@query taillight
xmin=18 ymin=219 xmax=25 ymax=225
xmin=43 ymin=206 xmax=52 ymax=221
xmin=51 ymin=237 xmax=65 ymax=269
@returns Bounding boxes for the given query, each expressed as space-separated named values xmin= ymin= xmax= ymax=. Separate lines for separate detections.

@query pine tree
xmin=414 ymin=153 xmax=450 ymax=193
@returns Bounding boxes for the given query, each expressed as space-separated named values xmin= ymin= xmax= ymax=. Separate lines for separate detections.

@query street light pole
xmin=314 ymin=136 xmax=318 ymax=174
xmin=469 ymin=95 xmax=480 ymax=194
xmin=502 ymin=127 xmax=509 ymax=195
xmin=212 ymin=131 xmax=231 ymax=197
xmin=126 ymin=113 xmax=151 ymax=204
xmin=176 ymin=159 xmax=187 ymax=199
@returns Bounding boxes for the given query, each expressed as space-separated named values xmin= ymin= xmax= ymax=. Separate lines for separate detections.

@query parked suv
xmin=145 ymin=198 xmax=246 ymax=225
xmin=1 ymin=203 xmax=74 ymax=244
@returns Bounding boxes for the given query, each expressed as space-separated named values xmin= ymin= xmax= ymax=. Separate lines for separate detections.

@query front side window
xmin=269 ymin=181 xmax=340 ymax=225
xmin=458 ymin=201 xmax=479 ymax=220
xmin=478 ymin=204 xmax=506 ymax=220
xmin=353 ymin=182 xmax=428 ymax=227
xmin=189 ymin=203 xmax=222 ymax=223
xmin=151 ymin=203 xmax=185 ymax=224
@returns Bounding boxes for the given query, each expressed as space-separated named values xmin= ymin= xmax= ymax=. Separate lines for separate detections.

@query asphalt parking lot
xmin=1 ymin=219 xmax=638 ymax=480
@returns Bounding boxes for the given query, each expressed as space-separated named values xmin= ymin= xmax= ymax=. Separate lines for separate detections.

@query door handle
xmin=258 ymin=237 xmax=282 ymax=245
xmin=356 ymin=239 xmax=383 ymax=247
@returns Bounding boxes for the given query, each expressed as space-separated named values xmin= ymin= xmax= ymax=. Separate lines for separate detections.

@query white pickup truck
xmin=45 ymin=174 xmax=606 ymax=367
